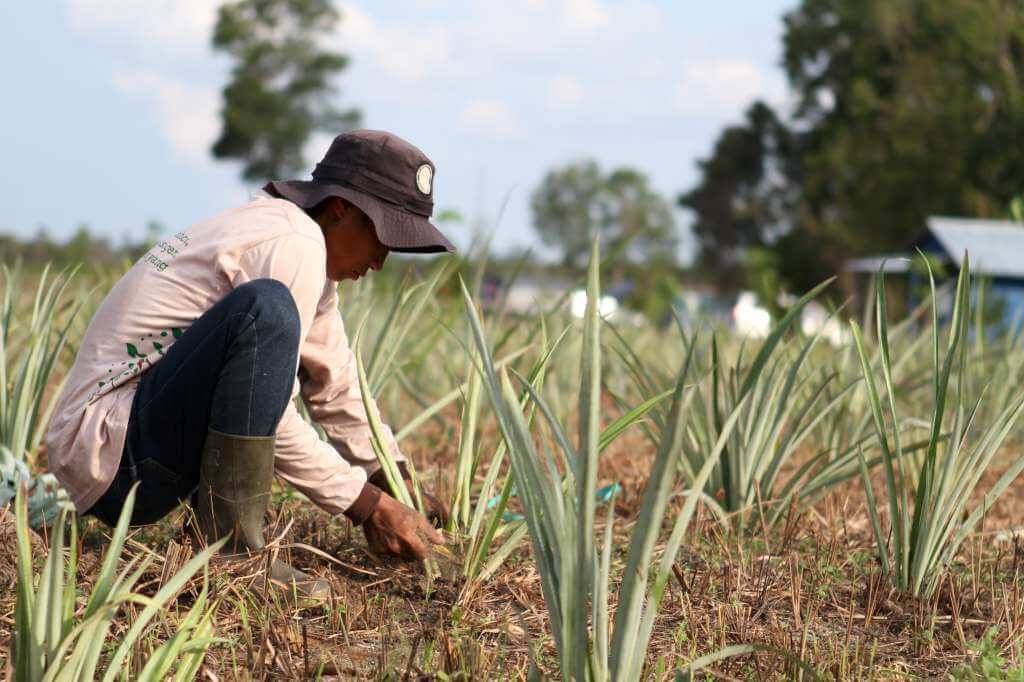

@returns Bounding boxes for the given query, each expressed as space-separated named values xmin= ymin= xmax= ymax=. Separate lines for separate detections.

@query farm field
xmin=5 ymin=248 xmax=1024 ymax=680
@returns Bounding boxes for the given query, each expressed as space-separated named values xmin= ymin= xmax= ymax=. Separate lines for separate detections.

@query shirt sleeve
xmin=231 ymin=232 xmax=372 ymax=518
xmin=297 ymin=281 xmax=406 ymax=476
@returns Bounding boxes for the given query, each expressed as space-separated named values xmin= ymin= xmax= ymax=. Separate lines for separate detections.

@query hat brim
xmin=265 ymin=180 xmax=455 ymax=254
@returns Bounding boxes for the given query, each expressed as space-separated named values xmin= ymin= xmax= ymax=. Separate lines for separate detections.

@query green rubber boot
xmin=194 ymin=428 xmax=331 ymax=606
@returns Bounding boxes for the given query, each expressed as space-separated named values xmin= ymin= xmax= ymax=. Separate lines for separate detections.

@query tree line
xmin=11 ymin=1 xmax=1020 ymax=317
xmin=208 ymin=0 xmax=1024 ymax=310
xmin=682 ymin=0 xmax=1024 ymax=296
xmin=0 ymin=224 xmax=164 ymax=272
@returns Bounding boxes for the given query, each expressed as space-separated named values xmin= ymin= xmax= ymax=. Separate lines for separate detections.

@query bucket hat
xmin=265 ymin=130 xmax=455 ymax=253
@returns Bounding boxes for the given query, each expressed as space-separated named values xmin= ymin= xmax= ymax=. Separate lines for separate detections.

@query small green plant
xmin=680 ymin=279 xmax=851 ymax=524
xmin=851 ymin=253 xmax=1024 ymax=597
xmin=949 ymin=628 xmax=1024 ymax=681
xmin=13 ymin=482 xmax=226 ymax=680
xmin=1 ymin=264 xmax=87 ymax=465
xmin=354 ymin=295 xmax=538 ymax=586
xmin=608 ymin=281 xmax=878 ymax=528
xmin=464 ymin=238 xmax=751 ymax=680
xmin=0 ymin=265 xmax=85 ymax=528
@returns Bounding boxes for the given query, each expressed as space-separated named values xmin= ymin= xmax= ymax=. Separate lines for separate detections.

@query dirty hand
xmin=363 ymin=494 xmax=445 ymax=561
xmin=405 ymin=481 xmax=449 ymax=528
xmin=370 ymin=468 xmax=449 ymax=528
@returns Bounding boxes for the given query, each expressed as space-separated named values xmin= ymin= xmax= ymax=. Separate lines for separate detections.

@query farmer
xmin=45 ymin=130 xmax=450 ymax=603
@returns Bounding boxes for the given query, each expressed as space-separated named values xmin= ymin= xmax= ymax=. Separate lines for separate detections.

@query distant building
xmin=846 ymin=216 xmax=1024 ymax=330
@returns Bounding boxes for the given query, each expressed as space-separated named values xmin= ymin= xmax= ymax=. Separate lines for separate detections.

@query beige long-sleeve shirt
xmin=45 ymin=194 xmax=402 ymax=516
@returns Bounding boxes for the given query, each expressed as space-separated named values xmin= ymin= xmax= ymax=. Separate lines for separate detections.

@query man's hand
xmin=362 ymin=494 xmax=445 ymax=561
xmin=404 ymin=480 xmax=449 ymax=528
xmin=369 ymin=467 xmax=449 ymax=527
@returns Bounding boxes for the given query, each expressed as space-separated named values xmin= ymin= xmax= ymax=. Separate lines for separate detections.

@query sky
xmin=0 ymin=0 xmax=796 ymax=263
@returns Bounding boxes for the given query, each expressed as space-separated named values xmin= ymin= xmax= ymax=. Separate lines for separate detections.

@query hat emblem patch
xmin=415 ymin=164 xmax=433 ymax=195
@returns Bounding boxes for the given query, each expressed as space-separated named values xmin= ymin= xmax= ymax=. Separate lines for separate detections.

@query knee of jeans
xmin=237 ymin=279 xmax=301 ymax=344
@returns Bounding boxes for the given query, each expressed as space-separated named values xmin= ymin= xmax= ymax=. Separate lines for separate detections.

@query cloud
xmin=336 ymin=4 xmax=452 ymax=82
xmin=675 ymin=59 xmax=785 ymax=115
xmin=456 ymin=0 xmax=645 ymax=59
xmin=113 ymin=69 xmax=220 ymax=164
xmin=562 ymin=0 xmax=609 ymax=31
xmin=66 ymin=0 xmax=219 ymax=53
xmin=457 ymin=99 xmax=523 ymax=138
xmin=548 ymin=75 xmax=584 ymax=110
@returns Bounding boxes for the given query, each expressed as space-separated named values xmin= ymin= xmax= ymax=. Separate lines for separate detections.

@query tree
xmin=678 ymin=102 xmax=798 ymax=292
xmin=531 ymin=160 xmax=677 ymax=269
xmin=785 ymin=0 xmax=1024 ymax=283
xmin=211 ymin=0 xmax=360 ymax=181
xmin=683 ymin=0 xmax=1024 ymax=294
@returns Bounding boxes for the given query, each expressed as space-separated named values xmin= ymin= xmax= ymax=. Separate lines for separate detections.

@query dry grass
xmin=5 ymin=415 xmax=1024 ymax=680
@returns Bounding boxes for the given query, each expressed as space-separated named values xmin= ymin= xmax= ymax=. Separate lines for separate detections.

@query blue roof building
xmin=846 ymin=216 xmax=1024 ymax=331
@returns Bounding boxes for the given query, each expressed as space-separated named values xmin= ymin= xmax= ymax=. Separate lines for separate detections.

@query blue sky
xmin=0 ymin=1 xmax=795 ymax=261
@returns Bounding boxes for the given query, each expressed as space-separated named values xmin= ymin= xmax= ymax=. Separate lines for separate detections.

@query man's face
xmin=322 ymin=199 xmax=389 ymax=282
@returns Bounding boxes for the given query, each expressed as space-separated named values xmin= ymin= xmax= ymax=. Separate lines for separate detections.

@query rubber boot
xmin=194 ymin=428 xmax=331 ymax=606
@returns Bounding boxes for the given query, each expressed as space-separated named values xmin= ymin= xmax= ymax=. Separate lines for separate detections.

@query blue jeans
xmin=86 ymin=279 xmax=302 ymax=526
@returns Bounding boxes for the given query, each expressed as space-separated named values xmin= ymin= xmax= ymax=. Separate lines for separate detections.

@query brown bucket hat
xmin=265 ymin=130 xmax=455 ymax=253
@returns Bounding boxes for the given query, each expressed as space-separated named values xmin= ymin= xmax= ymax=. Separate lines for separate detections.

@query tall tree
xmin=679 ymin=102 xmax=798 ymax=292
xmin=531 ymin=160 xmax=677 ymax=269
xmin=786 ymin=0 xmax=1024 ymax=275
xmin=683 ymin=0 xmax=1024 ymax=294
xmin=211 ymin=0 xmax=360 ymax=181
